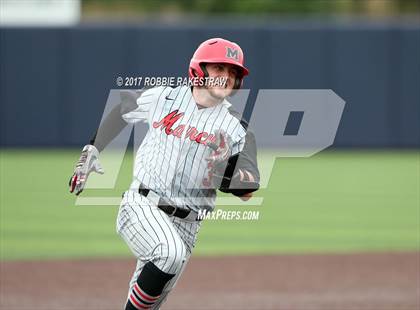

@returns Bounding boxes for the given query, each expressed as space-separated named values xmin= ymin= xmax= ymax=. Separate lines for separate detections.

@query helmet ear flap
xmin=233 ymin=77 xmax=242 ymax=90
xmin=229 ymin=78 xmax=241 ymax=97
xmin=189 ymin=63 xmax=207 ymax=79
xmin=199 ymin=63 xmax=209 ymax=78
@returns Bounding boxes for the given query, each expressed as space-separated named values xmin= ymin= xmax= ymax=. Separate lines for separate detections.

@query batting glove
xmin=69 ymin=145 xmax=104 ymax=195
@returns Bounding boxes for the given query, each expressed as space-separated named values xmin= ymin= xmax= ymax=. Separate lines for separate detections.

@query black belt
xmin=138 ymin=187 xmax=192 ymax=220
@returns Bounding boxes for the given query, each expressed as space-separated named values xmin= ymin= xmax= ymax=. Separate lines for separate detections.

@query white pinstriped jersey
xmin=122 ymin=85 xmax=246 ymax=212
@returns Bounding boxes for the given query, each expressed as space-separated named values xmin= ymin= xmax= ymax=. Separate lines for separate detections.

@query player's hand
xmin=239 ymin=192 xmax=253 ymax=201
xmin=231 ymin=169 xmax=259 ymax=197
xmin=69 ymin=145 xmax=104 ymax=195
xmin=225 ymin=168 xmax=259 ymax=192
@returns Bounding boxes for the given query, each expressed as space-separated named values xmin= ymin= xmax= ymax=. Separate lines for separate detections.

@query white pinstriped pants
xmin=116 ymin=190 xmax=201 ymax=309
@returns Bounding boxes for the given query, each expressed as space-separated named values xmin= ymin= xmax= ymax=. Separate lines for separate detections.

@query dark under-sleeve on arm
xmin=219 ymin=107 xmax=260 ymax=195
xmin=90 ymin=90 xmax=140 ymax=152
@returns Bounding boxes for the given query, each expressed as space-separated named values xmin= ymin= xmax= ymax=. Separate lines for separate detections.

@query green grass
xmin=0 ymin=149 xmax=419 ymax=260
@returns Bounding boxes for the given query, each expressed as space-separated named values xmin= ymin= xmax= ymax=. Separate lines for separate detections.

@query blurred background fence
xmin=1 ymin=23 xmax=419 ymax=148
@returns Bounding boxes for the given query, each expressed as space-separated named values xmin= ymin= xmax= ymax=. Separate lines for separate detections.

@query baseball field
xmin=1 ymin=149 xmax=419 ymax=309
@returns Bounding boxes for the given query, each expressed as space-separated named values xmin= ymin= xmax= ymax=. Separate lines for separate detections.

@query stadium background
xmin=1 ymin=0 xmax=419 ymax=309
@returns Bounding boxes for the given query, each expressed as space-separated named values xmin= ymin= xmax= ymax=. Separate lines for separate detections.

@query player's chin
xmin=209 ymin=87 xmax=232 ymax=100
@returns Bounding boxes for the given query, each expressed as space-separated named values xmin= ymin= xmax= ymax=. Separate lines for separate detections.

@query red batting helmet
xmin=189 ymin=38 xmax=249 ymax=89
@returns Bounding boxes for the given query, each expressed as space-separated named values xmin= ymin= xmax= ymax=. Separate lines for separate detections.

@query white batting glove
xmin=69 ymin=145 xmax=104 ymax=195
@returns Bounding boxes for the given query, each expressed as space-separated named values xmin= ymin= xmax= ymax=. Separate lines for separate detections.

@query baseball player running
xmin=69 ymin=38 xmax=260 ymax=309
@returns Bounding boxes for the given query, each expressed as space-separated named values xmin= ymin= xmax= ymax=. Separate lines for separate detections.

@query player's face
xmin=205 ymin=63 xmax=239 ymax=99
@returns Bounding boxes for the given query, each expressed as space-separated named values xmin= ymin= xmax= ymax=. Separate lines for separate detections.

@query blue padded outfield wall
xmin=0 ymin=23 xmax=419 ymax=147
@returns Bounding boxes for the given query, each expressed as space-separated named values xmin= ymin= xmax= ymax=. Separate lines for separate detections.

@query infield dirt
xmin=1 ymin=252 xmax=419 ymax=310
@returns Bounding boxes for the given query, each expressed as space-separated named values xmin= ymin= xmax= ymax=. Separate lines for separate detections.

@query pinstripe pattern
xmin=117 ymin=191 xmax=198 ymax=309
xmin=119 ymin=85 xmax=246 ymax=309
xmin=117 ymin=191 xmax=192 ymax=273
xmin=123 ymin=85 xmax=246 ymax=210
